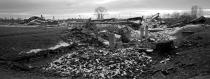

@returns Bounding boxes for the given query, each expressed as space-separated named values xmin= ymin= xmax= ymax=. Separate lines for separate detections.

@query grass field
xmin=0 ymin=25 xmax=68 ymax=59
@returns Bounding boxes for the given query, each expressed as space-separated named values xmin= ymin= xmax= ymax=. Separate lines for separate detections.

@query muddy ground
xmin=0 ymin=25 xmax=210 ymax=79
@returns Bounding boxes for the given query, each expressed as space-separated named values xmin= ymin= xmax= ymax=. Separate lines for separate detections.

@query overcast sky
xmin=0 ymin=0 xmax=210 ymax=19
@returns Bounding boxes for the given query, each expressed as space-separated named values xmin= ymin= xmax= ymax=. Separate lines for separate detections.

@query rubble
xmin=189 ymin=16 xmax=206 ymax=24
xmin=62 ymin=27 xmax=105 ymax=47
xmin=171 ymin=24 xmax=210 ymax=46
xmin=43 ymin=46 xmax=153 ymax=78
xmin=53 ymin=16 xmax=210 ymax=78
xmin=169 ymin=16 xmax=207 ymax=28
xmin=22 ymin=16 xmax=59 ymax=26
xmin=39 ymin=18 xmax=181 ymax=78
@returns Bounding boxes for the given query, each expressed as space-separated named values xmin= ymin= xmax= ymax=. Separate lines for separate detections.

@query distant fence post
xmin=145 ymin=25 xmax=149 ymax=38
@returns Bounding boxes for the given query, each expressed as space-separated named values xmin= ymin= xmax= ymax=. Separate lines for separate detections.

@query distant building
xmin=66 ymin=18 xmax=89 ymax=22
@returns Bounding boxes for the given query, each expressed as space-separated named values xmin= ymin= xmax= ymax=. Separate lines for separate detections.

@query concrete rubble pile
xmin=169 ymin=16 xmax=210 ymax=47
xmin=22 ymin=16 xmax=59 ymax=26
xmin=43 ymin=46 xmax=153 ymax=78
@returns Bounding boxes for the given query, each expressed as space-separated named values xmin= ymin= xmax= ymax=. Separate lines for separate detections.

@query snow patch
xmin=26 ymin=49 xmax=43 ymax=54
xmin=25 ymin=41 xmax=70 ymax=54
xmin=49 ymin=41 xmax=70 ymax=50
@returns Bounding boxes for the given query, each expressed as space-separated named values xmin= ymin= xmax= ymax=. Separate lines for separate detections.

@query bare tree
xmin=191 ymin=5 xmax=203 ymax=18
xmin=95 ymin=7 xmax=107 ymax=20
xmin=197 ymin=7 xmax=204 ymax=17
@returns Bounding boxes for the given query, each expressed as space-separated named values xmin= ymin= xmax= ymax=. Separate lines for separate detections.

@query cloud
xmin=0 ymin=0 xmax=209 ymax=19
xmin=94 ymin=0 xmax=119 ymax=4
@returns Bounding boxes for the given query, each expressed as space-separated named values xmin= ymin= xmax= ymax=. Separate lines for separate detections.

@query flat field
xmin=0 ymin=25 xmax=68 ymax=59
